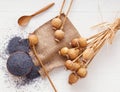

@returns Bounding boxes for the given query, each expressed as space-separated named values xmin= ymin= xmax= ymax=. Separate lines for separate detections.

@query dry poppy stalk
xmin=51 ymin=0 xmax=74 ymax=42
xmin=29 ymin=13 xmax=80 ymax=92
xmin=51 ymin=0 xmax=65 ymax=29
xmin=60 ymin=18 xmax=120 ymax=84
xmin=29 ymin=34 xmax=57 ymax=92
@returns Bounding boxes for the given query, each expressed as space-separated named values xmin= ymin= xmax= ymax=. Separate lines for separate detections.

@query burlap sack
xmin=30 ymin=14 xmax=81 ymax=76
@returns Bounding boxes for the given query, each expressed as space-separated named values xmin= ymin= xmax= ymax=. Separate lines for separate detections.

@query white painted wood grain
xmin=0 ymin=0 xmax=120 ymax=92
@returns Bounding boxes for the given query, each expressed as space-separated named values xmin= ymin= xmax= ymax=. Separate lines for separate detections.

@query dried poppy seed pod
xmin=68 ymin=73 xmax=79 ymax=85
xmin=78 ymin=37 xmax=87 ymax=47
xmin=65 ymin=60 xmax=81 ymax=71
xmin=60 ymin=47 xmax=69 ymax=56
xmin=71 ymin=38 xmax=79 ymax=47
xmin=28 ymin=34 xmax=38 ymax=46
xmin=72 ymin=62 xmax=81 ymax=71
xmin=82 ymin=48 xmax=94 ymax=60
xmin=54 ymin=29 xmax=64 ymax=41
xmin=77 ymin=67 xmax=87 ymax=78
xmin=51 ymin=17 xmax=62 ymax=29
xmin=76 ymin=60 xmax=85 ymax=67
xmin=75 ymin=59 xmax=82 ymax=65
xmin=65 ymin=60 xmax=73 ymax=70
xmin=68 ymin=48 xmax=80 ymax=60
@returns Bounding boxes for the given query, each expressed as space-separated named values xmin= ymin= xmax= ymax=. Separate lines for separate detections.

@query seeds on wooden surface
xmin=7 ymin=52 xmax=33 ymax=76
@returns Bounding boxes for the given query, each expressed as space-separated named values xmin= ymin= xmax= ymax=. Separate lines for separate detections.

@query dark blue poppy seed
xmin=26 ymin=66 xmax=40 ymax=79
xmin=19 ymin=39 xmax=29 ymax=48
xmin=15 ymin=45 xmax=29 ymax=53
xmin=7 ymin=52 xmax=34 ymax=76
xmin=7 ymin=37 xmax=21 ymax=54
xmin=7 ymin=37 xmax=30 ymax=54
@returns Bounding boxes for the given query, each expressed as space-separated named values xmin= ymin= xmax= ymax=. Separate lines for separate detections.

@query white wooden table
xmin=0 ymin=0 xmax=120 ymax=92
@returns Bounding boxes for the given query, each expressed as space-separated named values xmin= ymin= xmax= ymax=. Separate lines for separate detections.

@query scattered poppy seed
xmin=15 ymin=45 xmax=29 ymax=53
xmin=7 ymin=52 xmax=34 ymax=76
xmin=20 ymin=39 xmax=29 ymax=48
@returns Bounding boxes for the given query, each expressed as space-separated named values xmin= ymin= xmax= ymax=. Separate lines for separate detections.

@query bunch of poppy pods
xmin=59 ymin=18 xmax=120 ymax=84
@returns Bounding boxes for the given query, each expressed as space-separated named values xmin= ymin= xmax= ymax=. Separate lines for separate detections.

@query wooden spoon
xmin=18 ymin=2 xmax=54 ymax=26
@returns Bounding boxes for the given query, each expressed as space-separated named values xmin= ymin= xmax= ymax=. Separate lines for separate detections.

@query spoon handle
xmin=32 ymin=2 xmax=55 ymax=17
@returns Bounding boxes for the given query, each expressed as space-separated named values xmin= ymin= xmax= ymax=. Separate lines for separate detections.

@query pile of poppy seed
xmin=7 ymin=37 xmax=40 ymax=80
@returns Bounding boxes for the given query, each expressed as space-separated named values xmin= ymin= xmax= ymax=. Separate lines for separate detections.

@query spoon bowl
xmin=18 ymin=16 xmax=32 ymax=26
xmin=18 ymin=3 xmax=54 ymax=27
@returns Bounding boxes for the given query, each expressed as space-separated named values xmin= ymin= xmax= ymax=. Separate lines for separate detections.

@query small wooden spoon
xmin=18 ymin=2 xmax=54 ymax=26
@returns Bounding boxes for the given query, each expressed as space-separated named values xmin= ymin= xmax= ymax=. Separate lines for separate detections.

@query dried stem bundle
xmin=60 ymin=18 xmax=120 ymax=84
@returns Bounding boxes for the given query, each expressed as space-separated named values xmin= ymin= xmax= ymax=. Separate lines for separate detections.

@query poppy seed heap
xmin=7 ymin=37 xmax=21 ymax=54
xmin=7 ymin=37 xmax=29 ymax=54
xmin=26 ymin=66 xmax=40 ymax=79
xmin=7 ymin=52 xmax=33 ymax=76
xmin=7 ymin=36 xmax=40 ymax=80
